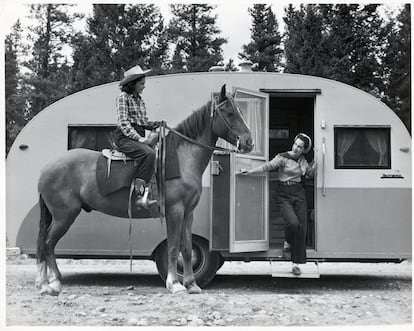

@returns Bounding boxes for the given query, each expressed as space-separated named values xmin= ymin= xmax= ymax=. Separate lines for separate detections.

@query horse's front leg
xmin=165 ymin=207 xmax=187 ymax=294
xmin=181 ymin=212 xmax=202 ymax=294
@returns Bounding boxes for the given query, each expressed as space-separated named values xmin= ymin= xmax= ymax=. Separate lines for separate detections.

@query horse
xmin=35 ymin=84 xmax=253 ymax=295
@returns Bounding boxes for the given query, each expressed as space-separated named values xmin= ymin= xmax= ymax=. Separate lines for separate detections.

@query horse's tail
xmin=37 ymin=195 xmax=52 ymax=263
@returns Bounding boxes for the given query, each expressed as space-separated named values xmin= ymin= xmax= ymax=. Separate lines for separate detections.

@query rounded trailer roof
xmin=6 ymin=72 xmax=411 ymax=246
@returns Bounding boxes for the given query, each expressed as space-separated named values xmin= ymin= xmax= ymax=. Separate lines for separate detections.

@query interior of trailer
xmin=268 ymin=94 xmax=315 ymax=249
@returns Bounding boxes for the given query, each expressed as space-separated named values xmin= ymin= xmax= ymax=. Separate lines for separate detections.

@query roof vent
xmin=239 ymin=60 xmax=253 ymax=72
xmin=208 ymin=65 xmax=225 ymax=72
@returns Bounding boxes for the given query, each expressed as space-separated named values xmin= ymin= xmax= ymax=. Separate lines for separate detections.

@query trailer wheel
xmin=216 ymin=256 xmax=225 ymax=272
xmin=154 ymin=236 xmax=221 ymax=288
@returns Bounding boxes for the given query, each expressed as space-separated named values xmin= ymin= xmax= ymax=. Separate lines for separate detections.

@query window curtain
xmin=337 ymin=131 xmax=357 ymax=165
xmin=216 ymin=98 xmax=263 ymax=155
xmin=70 ymin=129 xmax=87 ymax=149
xmin=366 ymin=131 xmax=388 ymax=166
xmin=69 ymin=129 xmax=96 ymax=150
xmin=242 ymin=99 xmax=263 ymax=155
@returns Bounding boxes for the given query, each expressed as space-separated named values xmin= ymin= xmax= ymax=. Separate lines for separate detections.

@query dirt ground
xmin=4 ymin=254 xmax=412 ymax=327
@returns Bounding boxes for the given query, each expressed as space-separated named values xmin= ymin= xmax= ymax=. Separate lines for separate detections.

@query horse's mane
xmin=174 ymin=101 xmax=212 ymax=140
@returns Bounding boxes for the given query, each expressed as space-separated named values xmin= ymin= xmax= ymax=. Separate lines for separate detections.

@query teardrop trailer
xmin=6 ymin=69 xmax=411 ymax=287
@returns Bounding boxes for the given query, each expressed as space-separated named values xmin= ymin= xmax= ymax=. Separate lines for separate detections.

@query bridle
xmin=210 ymin=96 xmax=247 ymax=152
xmin=165 ymin=95 xmax=247 ymax=153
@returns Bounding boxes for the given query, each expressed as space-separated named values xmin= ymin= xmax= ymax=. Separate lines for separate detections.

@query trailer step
xmin=270 ymin=261 xmax=320 ymax=278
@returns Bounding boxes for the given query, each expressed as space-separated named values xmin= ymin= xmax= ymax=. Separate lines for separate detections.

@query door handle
xmin=322 ymin=137 xmax=326 ymax=196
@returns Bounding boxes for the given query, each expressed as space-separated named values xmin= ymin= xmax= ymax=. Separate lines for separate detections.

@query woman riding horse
xmin=113 ymin=65 xmax=159 ymax=209
xmin=36 ymin=84 xmax=253 ymax=296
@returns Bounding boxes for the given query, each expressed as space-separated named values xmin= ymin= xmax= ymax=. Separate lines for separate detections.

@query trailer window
xmin=334 ymin=127 xmax=391 ymax=169
xmin=68 ymin=126 xmax=116 ymax=151
xmin=236 ymin=98 xmax=265 ymax=156
xmin=216 ymin=98 xmax=266 ymax=157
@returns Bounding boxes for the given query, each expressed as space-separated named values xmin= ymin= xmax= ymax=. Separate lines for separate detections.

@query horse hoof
xmin=186 ymin=283 xmax=202 ymax=294
xmin=35 ymin=279 xmax=46 ymax=289
xmin=40 ymin=284 xmax=60 ymax=296
xmin=167 ymin=283 xmax=187 ymax=294
xmin=49 ymin=280 xmax=62 ymax=294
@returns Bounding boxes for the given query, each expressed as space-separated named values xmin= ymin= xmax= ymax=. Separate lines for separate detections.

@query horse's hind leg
xmin=181 ymin=212 xmax=201 ymax=294
xmin=41 ymin=209 xmax=80 ymax=296
xmin=36 ymin=195 xmax=51 ymax=290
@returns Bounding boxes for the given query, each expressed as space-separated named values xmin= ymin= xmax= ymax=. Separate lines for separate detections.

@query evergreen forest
xmin=5 ymin=4 xmax=411 ymax=154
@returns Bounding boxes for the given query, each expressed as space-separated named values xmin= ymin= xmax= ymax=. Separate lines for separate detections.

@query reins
xmin=127 ymin=98 xmax=243 ymax=271
xmin=164 ymin=98 xmax=242 ymax=154
xmin=165 ymin=124 xmax=239 ymax=153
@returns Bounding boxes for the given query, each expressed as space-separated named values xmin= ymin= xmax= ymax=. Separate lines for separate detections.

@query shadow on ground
xmin=61 ymin=272 xmax=411 ymax=293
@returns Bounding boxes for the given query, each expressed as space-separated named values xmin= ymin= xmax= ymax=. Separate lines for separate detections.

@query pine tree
xmin=283 ymin=4 xmax=388 ymax=97
xmin=147 ymin=19 xmax=170 ymax=75
xmin=382 ymin=4 xmax=411 ymax=131
xmin=25 ymin=4 xmax=79 ymax=119
xmin=70 ymin=4 xmax=168 ymax=92
xmin=224 ymin=58 xmax=238 ymax=72
xmin=239 ymin=4 xmax=283 ymax=72
xmin=283 ymin=4 xmax=326 ymax=76
xmin=5 ymin=21 xmax=27 ymax=154
xmin=283 ymin=4 xmax=303 ymax=73
xmin=323 ymin=4 xmax=387 ymax=96
xmin=168 ymin=4 xmax=227 ymax=72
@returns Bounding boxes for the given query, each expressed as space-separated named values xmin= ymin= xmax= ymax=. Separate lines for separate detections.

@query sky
xmin=0 ymin=0 xmax=404 ymax=64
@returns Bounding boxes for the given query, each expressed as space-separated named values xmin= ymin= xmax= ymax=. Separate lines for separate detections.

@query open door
xmin=229 ymin=88 xmax=269 ymax=252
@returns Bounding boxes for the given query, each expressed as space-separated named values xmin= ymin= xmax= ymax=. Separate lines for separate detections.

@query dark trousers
xmin=276 ymin=183 xmax=307 ymax=264
xmin=113 ymin=127 xmax=156 ymax=183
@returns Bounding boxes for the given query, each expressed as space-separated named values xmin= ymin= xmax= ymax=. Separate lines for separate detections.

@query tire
xmin=155 ymin=235 xmax=221 ymax=288
xmin=216 ymin=256 xmax=225 ymax=272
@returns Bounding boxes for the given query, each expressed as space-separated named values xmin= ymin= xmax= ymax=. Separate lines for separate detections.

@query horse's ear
xmin=219 ymin=84 xmax=226 ymax=102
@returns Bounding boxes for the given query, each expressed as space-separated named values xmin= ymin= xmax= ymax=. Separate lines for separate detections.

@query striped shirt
xmin=263 ymin=152 xmax=314 ymax=182
xmin=116 ymin=91 xmax=149 ymax=140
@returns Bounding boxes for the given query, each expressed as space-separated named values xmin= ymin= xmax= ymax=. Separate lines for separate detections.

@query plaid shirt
xmin=116 ymin=91 xmax=149 ymax=140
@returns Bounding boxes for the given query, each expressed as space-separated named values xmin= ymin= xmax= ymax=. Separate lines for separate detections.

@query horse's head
xmin=211 ymin=85 xmax=254 ymax=153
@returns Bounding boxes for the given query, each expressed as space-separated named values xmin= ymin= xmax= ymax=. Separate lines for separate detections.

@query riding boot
xmin=134 ymin=178 xmax=157 ymax=210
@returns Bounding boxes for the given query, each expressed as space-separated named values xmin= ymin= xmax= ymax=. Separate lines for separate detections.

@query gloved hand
xmin=145 ymin=121 xmax=162 ymax=131
xmin=147 ymin=131 xmax=159 ymax=148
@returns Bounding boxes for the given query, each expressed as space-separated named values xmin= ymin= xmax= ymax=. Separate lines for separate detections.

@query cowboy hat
xmin=119 ymin=65 xmax=152 ymax=86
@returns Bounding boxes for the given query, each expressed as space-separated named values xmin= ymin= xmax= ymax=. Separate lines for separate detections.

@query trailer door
xmin=229 ymin=88 xmax=269 ymax=252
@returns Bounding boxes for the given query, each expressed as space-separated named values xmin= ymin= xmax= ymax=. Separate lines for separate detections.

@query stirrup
xmin=136 ymin=187 xmax=158 ymax=209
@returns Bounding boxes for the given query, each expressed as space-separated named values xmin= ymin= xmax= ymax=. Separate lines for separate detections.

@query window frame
xmin=67 ymin=124 xmax=117 ymax=151
xmin=334 ymin=125 xmax=391 ymax=170
xmin=233 ymin=97 xmax=266 ymax=157
xmin=212 ymin=91 xmax=267 ymax=158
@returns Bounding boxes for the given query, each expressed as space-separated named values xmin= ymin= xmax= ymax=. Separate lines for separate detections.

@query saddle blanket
xmin=96 ymin=132 xmax=181 ymax=196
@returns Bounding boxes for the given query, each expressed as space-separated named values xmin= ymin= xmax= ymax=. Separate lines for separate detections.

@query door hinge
xmin=211 ymin=160 xmax=223 ymax=175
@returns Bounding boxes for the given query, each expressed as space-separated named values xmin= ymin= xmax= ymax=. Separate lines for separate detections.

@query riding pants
xmin=113 ymin=127 xmax=156 ymax=183
xmin=276 ymin=182 xmax=307 ymax=264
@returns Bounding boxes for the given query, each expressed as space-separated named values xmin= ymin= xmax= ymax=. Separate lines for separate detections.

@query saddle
xmin=96 ymin=149 xmax=158 ymax=217
xmin=102 ymin=149 xmax=134 ymax=178
xmin=102 ymin=149 xmax=134 ymax=161
xmin=96 ymin=152 xmax=138 ymax=196
xmin=96 ymin=133 xmax=181 ymax=209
